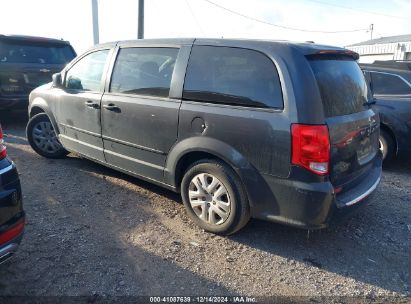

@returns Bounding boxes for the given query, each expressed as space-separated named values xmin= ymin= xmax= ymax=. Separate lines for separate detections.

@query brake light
xmin=291 ymin=124 xmax=330 ymax=175
xmin=313 ymin=50 xmax=359 ymax=60
xmin=0 ymin=220 xmax=25 ymax=245
xmin=0 ymin=125 xmax=6 ymax=160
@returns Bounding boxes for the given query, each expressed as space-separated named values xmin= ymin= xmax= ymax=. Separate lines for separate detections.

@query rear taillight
xmin=0 ymin=219 xmax=25 ymax=245
xmin=0 ymin=125 xmax=6 ymax=160
xmin=291 ymin=124 xmax=330 ymax=176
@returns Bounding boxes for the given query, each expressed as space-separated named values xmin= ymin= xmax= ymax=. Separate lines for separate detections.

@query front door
xmin=101 ymin=46 xmax=181 ymax=181
xmin=55 ymin=49 xmax=110 ymax=162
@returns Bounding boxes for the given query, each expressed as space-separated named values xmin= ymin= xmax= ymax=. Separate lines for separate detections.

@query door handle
xmin=85 ymin=101 xmax=100 ymax=109
xmin=103 ymin=104 xmax=121 ymax=112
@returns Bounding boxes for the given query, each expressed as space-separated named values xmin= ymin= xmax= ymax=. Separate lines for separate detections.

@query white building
xmin=347 ymin=34 xmax=411 ymax=63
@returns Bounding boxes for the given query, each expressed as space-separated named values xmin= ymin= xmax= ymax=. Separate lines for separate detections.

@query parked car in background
xmin=0 ymin=124 xmax=24 ymax=264
xmin=26 ymin=39 xmax=381 ymax=234
xmin=361 ymin=61 xmax=411 ymax=161
xmin=0 ymin=35 xmax=76 ymax=112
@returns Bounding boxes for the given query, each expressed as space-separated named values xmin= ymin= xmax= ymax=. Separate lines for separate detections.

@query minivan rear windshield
xmin=309 ymin=56 xmax=369 ymax=117
xmin=0 ymin=41 xmax=75 ymax=64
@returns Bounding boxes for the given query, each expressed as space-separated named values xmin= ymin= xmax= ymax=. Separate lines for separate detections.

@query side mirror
xmin=52 ymin=73 xmax=63 ymax=88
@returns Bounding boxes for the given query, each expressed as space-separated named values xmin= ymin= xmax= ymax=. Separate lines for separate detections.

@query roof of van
xmin=94 ymin=38 xmax=354 ymax=57
xmin=0 ymin=34 xmax=71 ymax=45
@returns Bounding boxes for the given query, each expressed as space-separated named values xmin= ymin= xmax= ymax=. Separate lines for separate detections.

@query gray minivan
xmin=26 ymin=38 xmax=382 ymax=235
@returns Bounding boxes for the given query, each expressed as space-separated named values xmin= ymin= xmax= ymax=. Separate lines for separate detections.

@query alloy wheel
xmin=32 ymin=121 xmax=62 ymax=154
xmin=188 ymin=173 xmax=231 ymax=225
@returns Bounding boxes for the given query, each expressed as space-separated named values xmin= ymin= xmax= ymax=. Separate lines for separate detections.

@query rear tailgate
xmin=0 ymin=63 xmax=63 ymax=97
xmin=326 ymin=110 xmax=379 ymax=186
xmin=308 ymin=55 xmax=380 ymax=188
xmin=0 ymin=38 xmax=75 ymax=98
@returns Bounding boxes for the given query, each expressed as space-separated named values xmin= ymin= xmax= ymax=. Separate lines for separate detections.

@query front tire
xmin=26 ymin=113 xmax=68 ymax=158
xmin=181 ymin=160 xmax=250 ymax=235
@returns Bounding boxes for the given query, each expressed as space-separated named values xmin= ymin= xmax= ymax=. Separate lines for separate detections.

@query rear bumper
xmin=0 ymin=229 xmax=24 ymax=265
xmin=334 ymin=166 xmax=381 ymax=208
xmin=252 ymin=155 xmax=382 ymax=229
xmin=0 ymin=243 xmax=19 ymax=263
xmin=0 ymin=96 xmax=28 ymax=111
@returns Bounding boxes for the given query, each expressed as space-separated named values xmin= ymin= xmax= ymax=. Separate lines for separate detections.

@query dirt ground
xmin=0 ymin=113 xmax=410 ymax=300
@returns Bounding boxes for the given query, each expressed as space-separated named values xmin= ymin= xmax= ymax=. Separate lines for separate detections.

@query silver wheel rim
xmin=188 ymin=173 xmax=231 ymax=225
xmin=32 ymin=121 xmax=62 ymax=154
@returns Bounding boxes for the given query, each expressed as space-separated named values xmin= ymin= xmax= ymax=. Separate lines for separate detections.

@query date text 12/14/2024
xmin=149 ymin=296 xmax=257 ymax=303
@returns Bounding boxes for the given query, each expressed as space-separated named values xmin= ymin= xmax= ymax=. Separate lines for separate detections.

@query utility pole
xmin=92 ymin=0 xmax=100 ymax=45
xmin=138 ymin=0 xmax=144 ymax=39
xmin=370 ymin=24 xmax=374 ymax=40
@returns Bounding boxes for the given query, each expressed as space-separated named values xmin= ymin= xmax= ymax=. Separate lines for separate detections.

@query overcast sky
xmin=1 ymin=0 xmax=411 ymax=53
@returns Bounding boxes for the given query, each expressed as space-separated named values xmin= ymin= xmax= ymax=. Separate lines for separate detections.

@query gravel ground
xmin=0 ymin=113 xmax=410 ymax=300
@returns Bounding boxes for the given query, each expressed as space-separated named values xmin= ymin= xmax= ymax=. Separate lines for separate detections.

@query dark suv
xmin=360 ymin=61 xmax=411 ymax=160
xmin=26 ymin=39 xmax=381 ymax=234
xmin=0 ymin=125 xmax=25 ymax=263
xmin=0 ymin=35 xmax=76 ymax=111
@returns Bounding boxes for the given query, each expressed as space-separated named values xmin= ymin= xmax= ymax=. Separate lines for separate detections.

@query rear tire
xmin=379 ymin=129 xmax=394 ymax=161
xmin=181 ymin=160 xmax=250 ymax=235
xmin=26 ymin=113 xmax=68 ymax=159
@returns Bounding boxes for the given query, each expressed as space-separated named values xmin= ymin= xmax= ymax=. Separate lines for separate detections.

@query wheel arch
xmin=173 ymin=151 xmax=236 ymax=191
xmin=164 ymin=137 xmax=279 ymax=218
xmin=29 ymin=98 xmax=60 ymax=134
xmin=165 ymin=137 xmax=252 ymax=190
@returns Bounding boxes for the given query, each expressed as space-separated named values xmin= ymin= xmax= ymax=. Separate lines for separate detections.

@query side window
xmin=183 ymin=46 xmax=283 ymax=108
xmin=65 ymin=50 xmax=109 ymax=92
xmin=109 ymin=47 xmax=179 ymax=97
xmin=371 ymin=72 xmax=411 ymax=95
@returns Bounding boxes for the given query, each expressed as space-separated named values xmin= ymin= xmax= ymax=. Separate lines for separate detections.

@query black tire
xmin=181 ymin=160 xmax=250 ymax=235
xmin=26 ymin=113 xmax=68 ymax=159
xmin=379 ymin=129 xmax=394 ymax=161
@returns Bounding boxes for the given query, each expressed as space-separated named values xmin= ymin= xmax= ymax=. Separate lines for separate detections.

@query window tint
xmin=65 ymin=50 xmax=109 ymax=91
xmin=0 ymin=41 xmax=75 ymax=64
xmin=183 ymin=46 xmax=283 ymax=108
xmin=371 ymin=72 xmax=411 ymax=95
xmin=110 ymin=47 xmax=179 ymax=97
xmin=309 ymin=57 xmax=368 ymax=117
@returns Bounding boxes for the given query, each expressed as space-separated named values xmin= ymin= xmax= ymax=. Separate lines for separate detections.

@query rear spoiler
xmin=306 ymin=50 xmax=359 ymax=60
